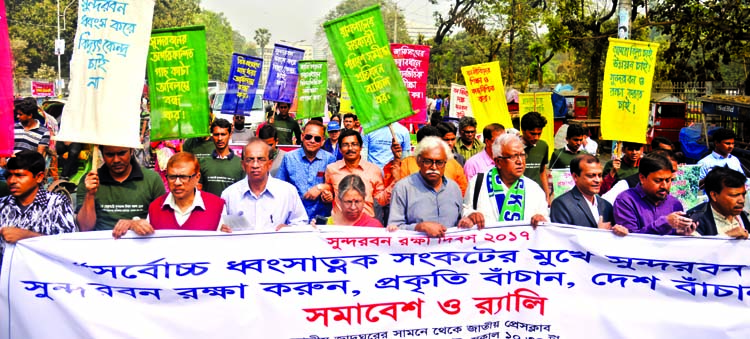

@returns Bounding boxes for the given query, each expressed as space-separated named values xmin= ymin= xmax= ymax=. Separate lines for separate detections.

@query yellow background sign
xmin=460 ymin=61 xmax=511 ymax=133
xmin=519 ymin=92 xmax=554 ymax=159
xmin=601 ymin=38 xmax=659 ymax=143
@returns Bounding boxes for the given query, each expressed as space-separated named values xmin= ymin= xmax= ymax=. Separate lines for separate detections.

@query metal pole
xmin=393 ymin=5 xmax=397 ymax=43
xmin=56 ymin=0 xmax=62 ymax=82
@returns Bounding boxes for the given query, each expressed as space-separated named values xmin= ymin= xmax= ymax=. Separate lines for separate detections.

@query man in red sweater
xmin=112 ymin=152 xmax=228 ymax=238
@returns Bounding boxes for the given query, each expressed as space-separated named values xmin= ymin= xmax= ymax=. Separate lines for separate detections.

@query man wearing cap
xmin=323 ymin=120 xmax=343 ymax=161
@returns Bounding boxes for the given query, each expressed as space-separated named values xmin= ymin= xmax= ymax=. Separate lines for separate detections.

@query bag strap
xmin=473 ymin=173 xmax=484 ymax=210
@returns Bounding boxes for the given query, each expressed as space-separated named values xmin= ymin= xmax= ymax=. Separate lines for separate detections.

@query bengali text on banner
xmin=30 ymin=81 xmax=55 ymax=97
xmin=461 ymin=61 xmax=512 ymax=133
xmin=519 ymin=93 xmax=555 ymax=159
xmin=2 ymin=225 xmax=750 ymax=338
xmin=147 ymin=26 xmax=210 ymax=141
xmin=601 ymin=38 xmax=659 ymax=143
xmin=324 ymin=5 xmax=413 ymax=134
xmin=449 ymin=83 xmax=473 ymax=119
xmin=295 ymin=60 xmax=328 ymax=120
xmin=221 ymin=53 xmax=263 ymax=115
xmin=0 ymin=0 xmax=14 ymax=156
xmin=56 ymin=0 xmax=155 ymax=148
xmin=262 ymin=44 xmax=305 ymax=104
xmin=390 ymin=43 xmax=430 ymax=125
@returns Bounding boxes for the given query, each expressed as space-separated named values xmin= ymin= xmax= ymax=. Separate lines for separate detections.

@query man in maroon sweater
xmin=112 ymin=152 xmax=228 ymax=238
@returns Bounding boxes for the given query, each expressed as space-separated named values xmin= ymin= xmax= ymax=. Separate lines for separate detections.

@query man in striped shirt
xmin=13 ymin=97 xmax=50 ymax=155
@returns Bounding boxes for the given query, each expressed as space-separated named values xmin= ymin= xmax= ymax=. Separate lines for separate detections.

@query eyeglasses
xmin=496 ymin=154 xmax=528 ymax=161
xmin=341 ymin=199 xmax=364 ymax=207
xmin=340 ymin=142 xmax=360 ymax=149
xmin=303 ymin=134 xmax=323 ymax=143
xmin=243 ymin=157 xmax=268 ymax=164
xmin=419 ymin=158 xmax=447 ymax=168
xmin=165 ymin=173 xmax=197 ymax=182
xmin=103 ymin=150 xmax=129 ymax=158
xmin=461 ymin=129 xmax=476 ymax=135
xmin=278 ymin=106 xmax=290 ymax=110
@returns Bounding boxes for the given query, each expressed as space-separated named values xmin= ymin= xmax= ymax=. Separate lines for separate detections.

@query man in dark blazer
xmin=689 ymin=167 xmax=749 ymax=239
xmin=551 ymin=154 xmax=628 ymax=236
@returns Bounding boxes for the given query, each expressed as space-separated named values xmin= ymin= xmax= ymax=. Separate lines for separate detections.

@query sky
xmin=200 ymin=0 xmax=440 ymax=46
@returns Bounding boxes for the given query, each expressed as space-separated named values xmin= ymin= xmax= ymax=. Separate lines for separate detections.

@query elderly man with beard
xmin=277 ymin=120 xmax=336 ymax=224
xmin=689 ymin=167 xmax=750 ymax=239
xmin=387 ymin=137 xmax=483 ymax=237
xmin=550 ymin=154 xmax=627 ymax=236
xmin=613 ymin=153 xmax=694 ymax=236
xmin=463 ymin=134 xmax=549 ymax=227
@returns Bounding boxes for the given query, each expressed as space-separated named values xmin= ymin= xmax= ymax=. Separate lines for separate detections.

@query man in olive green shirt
xmin=272 ymin=102 xmax=301 ymax=145
xmin=77 ymin=146 xmax=165 ymax=231
xmin=454 ymin=116 xmax=484 ymax=161
xmin=550 ymin=124 xmax=587 ymax=169
xmin=521 ymin=112 xmax=550 ymax=204
xmin=199 ymin=118 xmax=244 ymax=196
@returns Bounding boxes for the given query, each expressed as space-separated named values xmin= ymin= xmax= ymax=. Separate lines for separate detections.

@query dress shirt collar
xmin=242 ymin=176 xmax=279 ymax=199
xmin=710 ymin=151 xmax=734 ymax=160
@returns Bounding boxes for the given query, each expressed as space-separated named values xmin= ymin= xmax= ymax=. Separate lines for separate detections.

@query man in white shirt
xmin=698 ymin=128 xmax=745 ymax=180
xmin=463 ymin=134 xmax=549 ymax=227
xmin=222 ymin=138 xmax=308 ymax=231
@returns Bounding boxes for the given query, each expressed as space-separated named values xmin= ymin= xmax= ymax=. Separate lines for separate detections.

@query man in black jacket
xmin=689 ymin=167 xmax=749 ymax=239
xmin=550 ymin=154 xmax=627 ymax=236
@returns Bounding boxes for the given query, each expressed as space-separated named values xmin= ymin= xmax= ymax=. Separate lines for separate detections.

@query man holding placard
xmin=272 ymin=102 xmax=301 ymax=145
xmin=77 ymin=146 xmax=166 ymax=232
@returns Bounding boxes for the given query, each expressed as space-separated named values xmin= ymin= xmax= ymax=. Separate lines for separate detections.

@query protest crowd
xmin=3 ymin=94 xmax=749 ymax=259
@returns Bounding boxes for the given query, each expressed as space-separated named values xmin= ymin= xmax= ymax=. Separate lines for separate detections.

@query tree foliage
xmin=152 ymin=0 xmax=201 ymax=30
xmin=254 ymin=28 xmax=271 ymax=57
xmin=197 ymin=10 xmax=235 ymax=81
xmin=649 ymin=0 xmax=750 ymax=82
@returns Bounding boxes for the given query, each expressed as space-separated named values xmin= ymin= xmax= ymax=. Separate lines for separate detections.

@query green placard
xmin=323 ymin=5 xmax=413 ymax=134
xmin=147 ymin=26 xmax=210 ymax=141
xmin=296 ymin=60 xmax=328 ymax=120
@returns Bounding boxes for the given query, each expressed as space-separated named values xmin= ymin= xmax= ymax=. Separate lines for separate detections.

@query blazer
xmin=550 ymin=186 xmax=614 ymax=228
xmin=688 ymin=202 xmax=750 ymax=236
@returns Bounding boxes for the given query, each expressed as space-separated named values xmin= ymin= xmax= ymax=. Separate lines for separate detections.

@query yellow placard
xmin=519 ymin=93 xmax=555 ymax=160
xmin=460 ymin=61 xmax=512 ymax=133
xmin=601 ymin=38 xmax=659 ymax=143
xmin=339 ymin=80 xmax=355 ymax=114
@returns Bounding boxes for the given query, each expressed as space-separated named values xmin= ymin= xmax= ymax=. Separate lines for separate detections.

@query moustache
xmin=426 ymin=170 xmax=441 ymax=176
xmin=345 ymin=151 xmax=357 ymax=155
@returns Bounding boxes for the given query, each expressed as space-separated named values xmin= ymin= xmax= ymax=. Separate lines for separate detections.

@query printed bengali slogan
xmin=221 ymin=53 xmax=263 ymax=115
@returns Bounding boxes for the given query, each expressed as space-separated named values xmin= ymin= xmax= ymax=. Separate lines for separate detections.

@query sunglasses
xmin=303 ymin=134 xmax=323 ymax=143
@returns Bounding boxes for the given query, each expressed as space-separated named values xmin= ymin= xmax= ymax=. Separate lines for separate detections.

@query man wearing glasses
xmin=454 ymin=116 xmax=484 ymax=161
xmin=199 ymin=118 xmax=244 ymax=196
xmin=463 ymin=134 xmax=549 ymax=227
xmin=272 ymin=102 xmax=301 ymax=145
xmin=276 ymin=120 xmax=336 ymax=224
xmin=77 ymin=145 xmax=165 ymax=231
xmin=387 ymin=137 xmax=484 ymax=237
xmin=112 ymin=152 xmax=229 ymax=238
xmin=324 ymin=129 xmax=392 ymax=225
xmin=222 ymin=138 xmax=308 ymax=231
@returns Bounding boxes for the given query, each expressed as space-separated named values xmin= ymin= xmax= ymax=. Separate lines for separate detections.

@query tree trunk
xmin=507 ymin=0 xmax=517 ymax=84
xmin=587 ymin=40 xmax=606 ymax=119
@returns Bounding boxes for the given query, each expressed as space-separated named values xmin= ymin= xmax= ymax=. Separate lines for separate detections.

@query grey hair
xmin=492 ymin=133 xmax=523 ymax=158
xmin=338 ymin=174 xmax=367 ymax=201
xmin=415 ymin=136 xmax=453 ymax=161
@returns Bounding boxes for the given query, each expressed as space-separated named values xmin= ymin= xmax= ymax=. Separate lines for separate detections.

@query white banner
xmin=2 ymin=224 xmax=750 ymax=338
xmin=56 ymin=0 xmax=155 ymax=148
xmin=449 ymin=83 xmax=473 ymax=119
